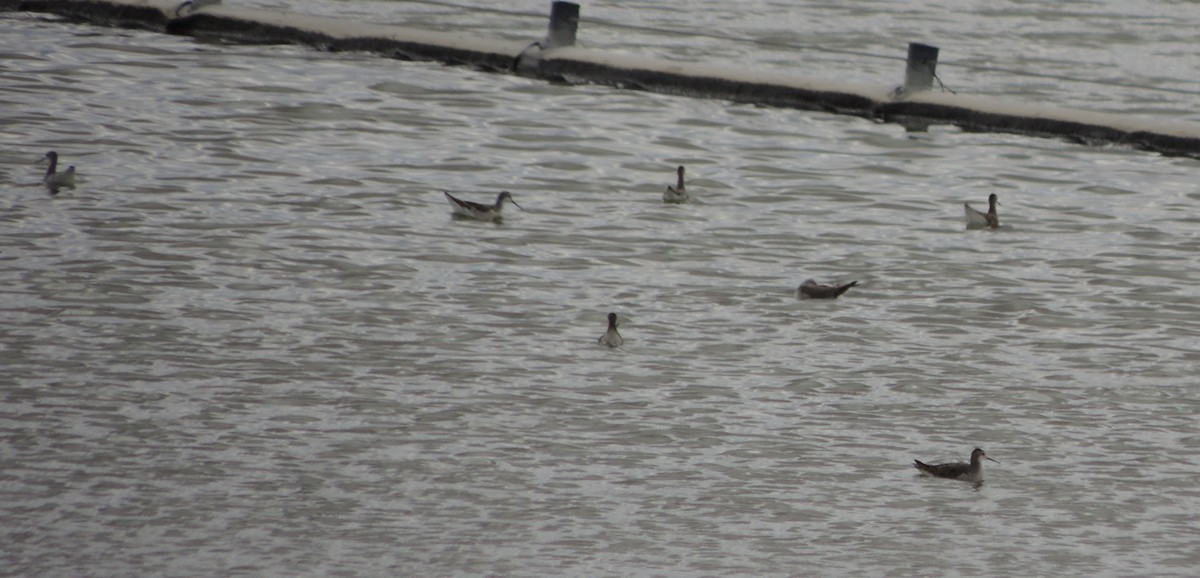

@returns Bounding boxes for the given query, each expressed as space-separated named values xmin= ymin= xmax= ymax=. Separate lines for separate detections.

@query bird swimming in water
xmin=797 ymin=279 xmax=858 ymax=300
xmin=598 ymin=312 xmax=623 ymax=347
xmin=662 ymin=165 xmax=689 ymax=204
xmin=964 ymin=193 xmax=999 ymax=229
xmin=913 ymin=448 xmax=999 ymax=483
xmin=444 ymin=191 xmax=521 ymax=222
xmin=38 ymin=151 xmax=76 ymax=194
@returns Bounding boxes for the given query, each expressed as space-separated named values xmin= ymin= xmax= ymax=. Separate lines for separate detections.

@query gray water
xmin=3 ymin=2 xmax=1200 ymax=576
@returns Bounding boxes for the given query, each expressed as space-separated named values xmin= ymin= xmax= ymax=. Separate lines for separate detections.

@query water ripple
xmin=3 ymin=8 xmax=1200 ymax=577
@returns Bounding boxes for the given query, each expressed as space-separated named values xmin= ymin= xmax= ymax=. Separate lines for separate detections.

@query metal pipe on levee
xmin=545 ymin=1 xmax=579 ymax=50
xmin=4 ymin=0 xmax=1200 ymax=158
xmin=901 ymin=43 xmax=939 ymax=96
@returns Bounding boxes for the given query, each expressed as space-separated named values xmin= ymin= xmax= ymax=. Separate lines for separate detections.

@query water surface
xmin=2 ymin=3 xmax=1200 ymax=576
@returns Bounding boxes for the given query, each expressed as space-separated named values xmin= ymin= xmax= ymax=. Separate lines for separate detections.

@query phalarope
xmin=913 ymin=448 xmax=999 ymax=483
xmin=662 ymin=165 xmax=690 ymax=204
xmin=38 ymin=151 xmax=76 ymax=194
xmin=444 ymin=191 xmax=521 ymax=222
xmin=797 ymin=279 xmax=858 ymax=300
xmin=598 ymin=312 xmax=623 ymax=347
xmin=964 ymin=193 xmax=999 ymax=229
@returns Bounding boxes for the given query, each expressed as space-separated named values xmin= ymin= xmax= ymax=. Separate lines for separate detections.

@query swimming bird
xmin=797 ymin=279 xmax=858 ymax=300
xmin=913 ymin=448 xmax=999 ymax=483
xmin=38 ymin=151 xmax=76 ymax=194
xmin=444 ymin=191 xmax=521 ymax=222
xmin=598 ymin=312 xmax=623 ymax=348
xmin=662 ymin=165 xmax=689 ymax=204
xmin=964 ymin=193 xmax=999 ymax=229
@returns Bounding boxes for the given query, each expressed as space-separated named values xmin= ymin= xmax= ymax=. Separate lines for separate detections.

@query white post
xmin=903 ymin=43 xmax=939 ymax=93
xmin=546 ymin=1 xmax=579 ymax=49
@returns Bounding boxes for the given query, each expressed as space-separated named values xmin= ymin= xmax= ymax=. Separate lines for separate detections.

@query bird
xmin=797 ymin=279 xmax=858 ymax=300
xmin=913 ymin=448 xmax=999 ymax=483
xmin=443 ymin=191 xmax=521 ymax=222
xmin=598 ymin=312 xmax=623 ymax=348
xmin=37 ymin=151 xmax=76 ymax=194
xmin=662 ymin=165 xmax=689 ymax=204
xmin=964 ymin=193 xmax=999 ymax=229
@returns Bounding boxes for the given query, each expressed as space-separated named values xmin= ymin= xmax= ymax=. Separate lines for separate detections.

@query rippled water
xmin=3 ymin=2 xmax=1200 ymax=576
